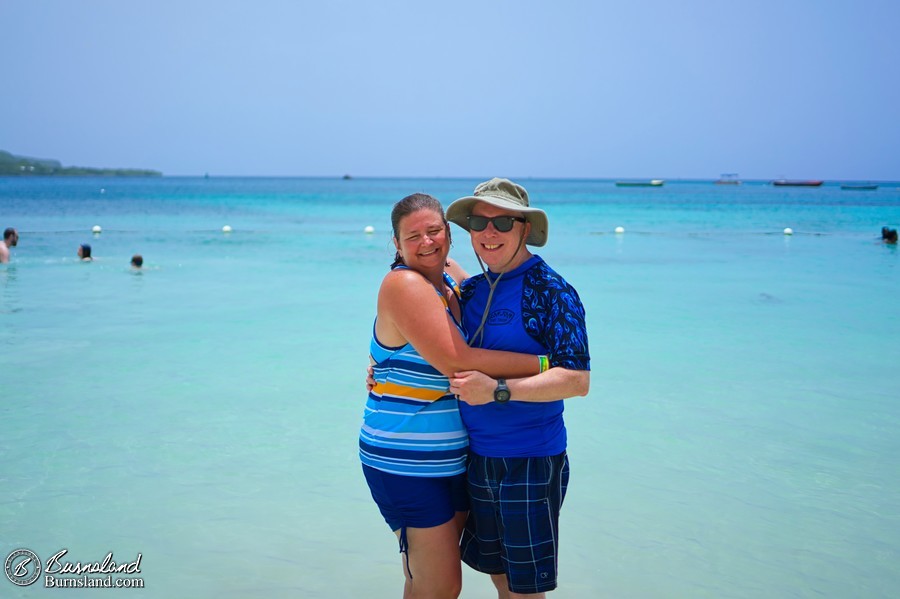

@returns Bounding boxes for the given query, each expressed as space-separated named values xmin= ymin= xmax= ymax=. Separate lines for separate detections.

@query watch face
xmin=494 ymin=388 xmax=511 ymax=402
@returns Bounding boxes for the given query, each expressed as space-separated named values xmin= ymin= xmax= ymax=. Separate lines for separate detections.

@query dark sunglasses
xmin=467 ymin=215 xmax=527 ymax=233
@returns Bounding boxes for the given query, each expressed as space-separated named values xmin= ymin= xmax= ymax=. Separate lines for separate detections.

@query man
xmin=446 ymin=178 xmax=591 ymax=598
xmin=1 ymin=228 xmax=18 ymax=263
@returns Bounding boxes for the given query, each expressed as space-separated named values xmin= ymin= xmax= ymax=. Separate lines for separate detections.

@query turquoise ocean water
xmin=2 ymin=177 xmax=899 ymax=598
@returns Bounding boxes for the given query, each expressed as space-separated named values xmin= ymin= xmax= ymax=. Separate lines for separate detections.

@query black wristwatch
xmin=493 ymin=379 xmax=511 ymax=403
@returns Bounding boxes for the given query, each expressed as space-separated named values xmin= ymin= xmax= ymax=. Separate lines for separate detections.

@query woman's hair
xmin=79 ymin=243 xmax=92 ymax=258
xmin=390 ymin=193 xmax=451 ymax=268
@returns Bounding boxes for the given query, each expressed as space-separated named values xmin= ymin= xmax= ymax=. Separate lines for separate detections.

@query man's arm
xmin=450 ymin=367 xmax=589 ymax=406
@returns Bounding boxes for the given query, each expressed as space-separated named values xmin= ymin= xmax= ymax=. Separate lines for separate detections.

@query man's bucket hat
xmin=446 ymin=178 xmax=548 ymax=246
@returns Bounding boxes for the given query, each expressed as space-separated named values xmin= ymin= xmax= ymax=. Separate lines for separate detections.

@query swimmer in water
xmin=1 ymin=228 xmax=17 ymax=263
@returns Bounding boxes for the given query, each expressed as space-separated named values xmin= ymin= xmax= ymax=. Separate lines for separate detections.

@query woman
xmin=360 ymin=193 xmax=545 ymax=599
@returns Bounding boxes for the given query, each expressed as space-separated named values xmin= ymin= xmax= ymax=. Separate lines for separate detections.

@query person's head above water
xmin=77 ymin=243 xmax=92 ymax=260
xmin=3 ymin=228 xmax=17 ymax=246
xmin=131 ymin=254 xmax=143 ymax=268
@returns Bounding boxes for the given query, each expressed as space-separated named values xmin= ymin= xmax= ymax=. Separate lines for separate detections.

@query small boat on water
xmin=840 ymin=184 xmax=878 ymax=190
xmin=772 ymin=179 xmax=823 ymax=187
xmin=616 ymin=179 xmax=664 ymax=187
xmin=715 ymin=173 xmax=741 ymax=185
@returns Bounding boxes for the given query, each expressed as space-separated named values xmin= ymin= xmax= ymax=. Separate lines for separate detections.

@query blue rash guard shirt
xmin=459 ymin=255 xmax=590 ymax=458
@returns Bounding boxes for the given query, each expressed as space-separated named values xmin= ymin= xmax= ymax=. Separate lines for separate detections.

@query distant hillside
xmin=0 ymin=150 xmax=162 ymax=177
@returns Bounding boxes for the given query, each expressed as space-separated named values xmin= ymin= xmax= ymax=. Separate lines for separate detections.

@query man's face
xmin=468 ymin=202 xmax=531 ymax=273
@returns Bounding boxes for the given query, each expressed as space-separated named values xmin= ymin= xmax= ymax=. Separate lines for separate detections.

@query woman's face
xmin=394 ymin=208 xmax=450 ymax=275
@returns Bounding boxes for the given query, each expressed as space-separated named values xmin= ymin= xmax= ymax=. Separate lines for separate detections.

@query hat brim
xmin=446 ymin=196 xmax=548 ymax=247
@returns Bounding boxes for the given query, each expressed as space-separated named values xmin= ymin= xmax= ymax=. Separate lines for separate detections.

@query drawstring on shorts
xmin=398 ymin=526 xmax=413 ymax=580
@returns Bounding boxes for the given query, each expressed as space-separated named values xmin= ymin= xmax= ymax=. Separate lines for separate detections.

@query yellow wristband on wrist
xmin=538 ymin=355 xmax=550 ymax=373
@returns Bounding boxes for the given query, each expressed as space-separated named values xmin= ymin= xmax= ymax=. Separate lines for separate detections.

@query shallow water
xmin=2 ymin=177 xmax=899 ymax=597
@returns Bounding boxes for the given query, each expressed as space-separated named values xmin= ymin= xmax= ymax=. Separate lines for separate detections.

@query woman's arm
xmin=377 ymin=269 xmax=539 ymax=378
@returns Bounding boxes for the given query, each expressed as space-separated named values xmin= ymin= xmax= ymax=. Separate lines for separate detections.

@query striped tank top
xmin=359 ymin=268 xmax=468 ymax=477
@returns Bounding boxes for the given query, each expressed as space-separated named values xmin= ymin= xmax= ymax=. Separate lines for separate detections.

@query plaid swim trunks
xmin=460 ymin=452 xmax=570 ymax=594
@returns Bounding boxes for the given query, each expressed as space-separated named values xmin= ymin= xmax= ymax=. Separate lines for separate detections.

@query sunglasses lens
xmin=493 ymin=217 xmax=514 ymax=232
xmin=467 ymin=215 xmax=524 ymax=232
xmin=467 ymin=216 xmax=489 ymax=231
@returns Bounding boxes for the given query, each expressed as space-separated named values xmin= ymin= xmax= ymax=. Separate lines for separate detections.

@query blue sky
xmin=2 ymin=0 xmax=898 ymax=180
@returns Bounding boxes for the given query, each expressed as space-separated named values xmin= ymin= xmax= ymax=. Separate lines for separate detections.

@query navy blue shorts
xmin=362 ymin=465 xmax=469 ymax=531
xmin=460 ymin=452 xmax=570 ymax=594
